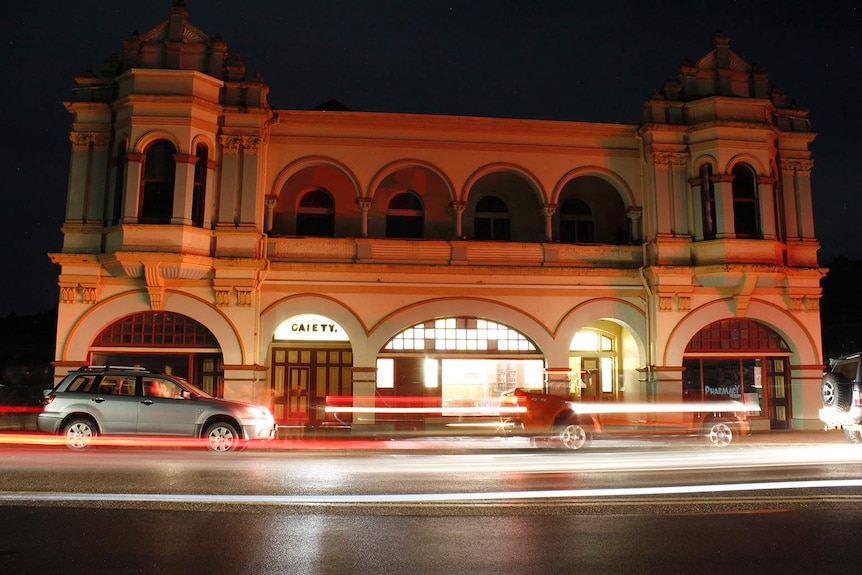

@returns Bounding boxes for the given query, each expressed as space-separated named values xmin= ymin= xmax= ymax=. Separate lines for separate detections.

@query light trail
xmin=2 ymin=479 xmax=862 ymax=505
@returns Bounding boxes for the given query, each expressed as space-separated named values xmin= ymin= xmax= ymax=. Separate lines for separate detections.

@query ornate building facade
xmin=52 ymin=2 xmax=823 ymax=431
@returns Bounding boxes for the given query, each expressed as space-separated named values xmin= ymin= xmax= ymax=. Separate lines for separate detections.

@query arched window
xmin=559 ymin=198 xmax=594 ymax=243
xmin=700 ymin=164 xmax=716 ymax=240
xmin=474 ymin=195 xmax=510 ymax=240
xmin=296 ymin=189 xmax=335 ymax=236
xmin=139 ymin=140 xmax=176 ymax=224
xmin=386 ymin=191 xmax=424 ymax=238
xmin=732 ymin=164 xmax=759 ymax=238
xmin=191 ymin=144 xmax=208 ymax=228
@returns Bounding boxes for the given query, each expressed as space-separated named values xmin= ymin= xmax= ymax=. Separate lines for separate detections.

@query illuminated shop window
xmin=384 ymin=317 xmax=537 ymax=353
xmin=569 ymin=329 xmax=617 ymax=399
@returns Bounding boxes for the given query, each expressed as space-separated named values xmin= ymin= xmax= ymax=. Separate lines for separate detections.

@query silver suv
xmin=819 ymin=353 xmax=862 ymax=444
xmin=39 ymin=366 xmax=275 ymax=452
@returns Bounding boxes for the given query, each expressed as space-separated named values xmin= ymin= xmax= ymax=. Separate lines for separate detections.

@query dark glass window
xmin=685 ymin=319 xmax=788 ymax=352
xmin=559 ymin=198 xmax=595 ymax=243
xmin=191 ymin=144 xmax=208 ymax=228
xmin=386 ymin=191 xmax=423 ymax=238
xmin=296 ymin=189 xmax=335 ymax=236
xmin=474 ymin=195 xmax=510 ymax=240
xmin=732 ymin=164 xmax=759 ymax=237
xmin=93 ymin=312 xmax=218 ymax=348
xmin=139 ymin=141 xmax=176 ymax=224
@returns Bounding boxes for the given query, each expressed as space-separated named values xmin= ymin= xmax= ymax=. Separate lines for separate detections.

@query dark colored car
xmin=819 ymin=352 xmax=862 ymax=444
xmin=39 ymin=365 xmax=276 ymax=452
xmin=500 ymin=388 xmax=751 ymax=450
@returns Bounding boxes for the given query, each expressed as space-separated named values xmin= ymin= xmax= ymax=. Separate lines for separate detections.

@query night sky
xmin=3 ymin=0 xmax=859 ymax=316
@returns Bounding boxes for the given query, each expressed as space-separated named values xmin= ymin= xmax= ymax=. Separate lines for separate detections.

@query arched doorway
xmin=89 ymin=311 xmax=224 ymax=396
xmin=683 ymin=319 xmax=791 ymax=429
xmin=270 ymin=314 xmax=353 ymax=427
xmin=376 ymin=317 xmax=544 ymax=430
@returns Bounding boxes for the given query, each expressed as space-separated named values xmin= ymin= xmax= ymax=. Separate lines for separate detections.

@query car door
xmin=135 ymin=375 xmax=199 ymax=436
xmin=87 ymin=375 xmax=139 ymax=434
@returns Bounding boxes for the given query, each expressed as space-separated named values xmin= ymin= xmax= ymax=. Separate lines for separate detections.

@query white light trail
xmin=3 ymin=479 xmax=862 ymax=505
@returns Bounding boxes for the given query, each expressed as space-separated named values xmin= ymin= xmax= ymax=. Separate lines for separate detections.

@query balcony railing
xmin=266 ymin=237 xmax=645 ymax=268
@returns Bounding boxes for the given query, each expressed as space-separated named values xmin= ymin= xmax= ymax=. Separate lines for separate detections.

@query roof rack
xmin=77 ymin=365 xmax=150 ymax=372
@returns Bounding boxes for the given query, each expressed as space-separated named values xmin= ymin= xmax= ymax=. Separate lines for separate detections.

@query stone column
xmin=712 ymin=174 xmax=735 ymax=239
xmin=172 ymin=153 xmax=198 ymax=226
xmin=239 ymin=137 xmax=261 ymax=226
xmin=85 ymin=133 xmax=111 ymax=223
xmin=264 ymin=195 xmax=277 ymax=232
xmin=651 ymin=152 xmax=673 ymax=235
xmin=356 ymin=197 xmax=373 ymax=237
xmin=66 ymin=133 xmax=93 ymax=222
xmin=217 ymin=135 xmax=242 ymax=226
xmin=779 ymin=158 xmax=800 ymax=240
xmin=689 ymin=177 xmax=704 ymax=240
xmin=450 ymin=201 xmax=467 ymax=238
xmin=757 ymin=176 xmax=777 ymax=240
xmin=542 ymin=204 xmax=557 ymax=242
xmin=123 ymin=152 xmax=144 ymax=224
xmin=626 ymin=207 xmax=643 ymax=244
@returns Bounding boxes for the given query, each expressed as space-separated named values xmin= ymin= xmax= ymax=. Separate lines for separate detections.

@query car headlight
xmin=245 ymin=406 xmax=273 ymax=420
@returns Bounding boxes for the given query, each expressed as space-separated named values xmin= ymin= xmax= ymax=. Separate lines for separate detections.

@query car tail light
xmin=854 ymin=388 xmax=862 ymax=408
xmin=42 ymin=394 xmax=55 ymax=406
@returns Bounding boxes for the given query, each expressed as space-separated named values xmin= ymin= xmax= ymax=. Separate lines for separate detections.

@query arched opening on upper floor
xmin=385 ymin=191 xmax=424 ymax=238
xmin=731 ymin=163 xmax=760 ymax=238
xmin=273 ymin=163 xmax=361 ymax=236
xmin=555 ymin=175 xmax=629 ymax=244
xmin=369 ymin=164 xmax=453 ymax=239
xmin=139 ymin=140 xmax=176 ymax=224
xmin=463 ymin=171 xmax=544 ymax=242
xmin=296 ymin=189 xmax=335 ymax=236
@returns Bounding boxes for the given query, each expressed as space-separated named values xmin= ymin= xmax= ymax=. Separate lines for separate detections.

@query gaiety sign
xmin=274 ymin=314 xmax=349 ymax=341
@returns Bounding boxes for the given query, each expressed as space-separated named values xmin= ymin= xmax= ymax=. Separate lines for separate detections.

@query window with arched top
xmin=296 ymin=189 xmax=335 ymax=236
xmin=559 ymin=198 xmax=595 ymax=243
xmin=474 ymin=195 xmax=510 ymax=240
xmin=139 ymin=140 xmax=176 ymax=224
xmin=386 ymin=191 xmax=424 ymax=238
xmin=191 ymin=144 xmax=208 ymax=228
xmin=700 ymin=164 xmax=716 ymax=240
xmin=731 ymin=164 xmax=759 ymax=238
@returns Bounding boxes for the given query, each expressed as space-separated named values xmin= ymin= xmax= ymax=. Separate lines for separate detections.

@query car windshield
xmin=173 ymin=377 xmax=213 ymax=399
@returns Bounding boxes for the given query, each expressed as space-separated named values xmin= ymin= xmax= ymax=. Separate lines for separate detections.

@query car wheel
xmin=821 ymin=373 xmax=852 ymax=411
xmin=704 ymin=421 xmax=734 ymax=447
xmin=845 ymin=429 xmax=862 ymax=445
xmin=204 ymin=421 xmax=241 ymax=452
xmin=62 ymin=417 xmax=97 ymax=450
xmin=556 ymin=421 xmax=591 ymax=451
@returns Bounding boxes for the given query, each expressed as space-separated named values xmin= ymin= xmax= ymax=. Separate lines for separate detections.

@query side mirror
xmin=181 ymin=390 xmax=192 ymax=400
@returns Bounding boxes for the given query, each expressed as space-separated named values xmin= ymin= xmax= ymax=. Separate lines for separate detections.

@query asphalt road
xmin=1 ymin=432 xmax=861 ymax=573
